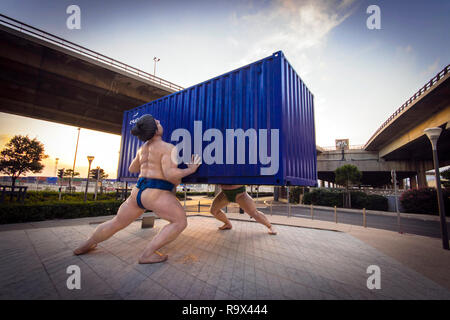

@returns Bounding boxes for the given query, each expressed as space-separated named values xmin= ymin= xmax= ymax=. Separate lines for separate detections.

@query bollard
xmin=310 ymin=204 xmax=314 ymax=220
xmin=270 ymin=201 xmax=273 ymax=216
xmin=198 ymin=201 xmax=200 ymax=213
xmin=225 ymin=206 xmax=228 ymax=213
xmin=287 ymin=186 xmax=291 ymax=218
xmin=363 ymin=208 xmax=366 ymax=228
xmin=334 ymin=205 xmax=337 ymax=223
xmin=288 ymin=201 xmax=291 ymax=218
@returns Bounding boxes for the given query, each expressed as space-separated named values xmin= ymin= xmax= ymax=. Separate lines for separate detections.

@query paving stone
xmin=1 ymin=216 xmax=449 ymax=300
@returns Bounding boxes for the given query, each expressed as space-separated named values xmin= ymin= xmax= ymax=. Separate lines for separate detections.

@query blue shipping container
xmin=118 ymin=51 xmax=317 ymax=186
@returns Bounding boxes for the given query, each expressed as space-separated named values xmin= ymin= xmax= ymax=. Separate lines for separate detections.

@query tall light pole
xmin=424 ymin=127 xmax=449 ymax=250
xmin=54 ymin=158 xmax=59 ymax=177
xmin=153 ymin=57 xmax=160 ymax=76
xmin=84 ymin=155 xmax=95 ymax=202
xmin=71 ymin=127 xmax=81 ymax=192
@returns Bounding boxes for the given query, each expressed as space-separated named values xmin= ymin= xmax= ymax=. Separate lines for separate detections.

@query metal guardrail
xmin=319 ymin=145 xmax=365 ymax=151
xmin=366 ymin=64 xmax=450 ymax=147
xmin=0 ymin=14 xmax=184 ymax=92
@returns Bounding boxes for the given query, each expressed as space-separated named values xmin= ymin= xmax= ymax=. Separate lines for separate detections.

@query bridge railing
xmin=0 ymin=14 xmax=184 ymax=92
xmin=319 ymin=145 xmax=365 ymax=151
xmin=366 ymin=64 xmax=450 ymax=147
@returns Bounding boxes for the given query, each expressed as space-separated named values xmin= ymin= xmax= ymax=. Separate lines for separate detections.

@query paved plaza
xmin=0 ymin=216 xmax=449 ymax=300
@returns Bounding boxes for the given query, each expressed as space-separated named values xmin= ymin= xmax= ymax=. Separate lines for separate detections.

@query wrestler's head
xmin=131 ymin=114 xmax=158 ymax=142
xmin=154 ymin=119 xmax=163 ymax=137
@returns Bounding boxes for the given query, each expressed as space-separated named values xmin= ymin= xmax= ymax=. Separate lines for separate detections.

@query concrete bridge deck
xmin=0 ymin=14 xmax=182 ymax=134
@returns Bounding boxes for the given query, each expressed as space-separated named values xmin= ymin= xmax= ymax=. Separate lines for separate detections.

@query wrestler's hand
xmin=187 ymin=154 xmax=201 ymax=173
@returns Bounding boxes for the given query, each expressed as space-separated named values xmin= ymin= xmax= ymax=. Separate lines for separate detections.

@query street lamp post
xmin=54 ymin=157 xmax=59 ymax=177
xmin=424 ymin=127 xmax=449 ymax=250
xmin=94 ymin=166 xmax=100 ymax=201
xmin=71 ymin=127 xmax=81 ymax=193
xmin=84 ymin=156 xmax=95 ymax=202
xmin=153 ymin=57 xmax=160 ymax=76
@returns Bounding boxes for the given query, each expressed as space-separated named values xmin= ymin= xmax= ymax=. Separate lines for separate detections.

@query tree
xmin=90 ymin=167 xmax=108 ymax=194
xmin=63 ymin=169 xmax=80 ymax=178
xmin=441 ymin=168 xmax=450 ymax=188
xmin=89 ymin=167 xmax=108 ymax=180
xmin=63 ymin=169 xmax=80 ymax=192
xmin=0 ymin=135 xmax=48 ymax=187
xmin=98 ymin=168 xmax=108 ymax=181
xmin=335 ymin=164 xmax=362 ymax=208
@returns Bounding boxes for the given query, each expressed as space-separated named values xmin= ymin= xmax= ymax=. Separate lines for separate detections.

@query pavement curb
xmin=186 ymin=212 xmax=343 ymax=234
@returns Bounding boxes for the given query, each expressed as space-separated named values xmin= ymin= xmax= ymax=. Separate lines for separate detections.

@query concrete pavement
xmin=199 ymin=210 xmax=450 ymax=292
xmin=0 ymin=212 xmax=449 ymax=300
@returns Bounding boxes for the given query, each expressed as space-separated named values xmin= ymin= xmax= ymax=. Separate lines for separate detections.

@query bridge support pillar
xmin=410 ymin=176 xmax=417 ymax=189
xmin=416 ymin=161 xmax=428 ymax=188
xmin=320 ymin=180 xmax=325 ymax=188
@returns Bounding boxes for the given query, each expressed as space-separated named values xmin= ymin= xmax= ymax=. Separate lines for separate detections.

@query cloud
xmin=230 ymin=0 xmax=358 ymax=74
xmin=422 ymin=58 xmax=440 ymax=76
xmin=396 ymin=44 xmax=413 ymax=55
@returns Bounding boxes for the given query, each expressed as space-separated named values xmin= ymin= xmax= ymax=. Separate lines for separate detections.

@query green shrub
xmin=349 ymin=191 xmax=368 ymax=209
xmin=302 ymin=189 xmax=342 ymax=207
xmin=2 ymin=190 xmax=117 ymax=204
xmin=0 ymin=200 xmax=122 ymax=224
xmin=301 ymin=188 xmax=388 ymax=211
xmin=366 ymin=194 xmax=388 ymax=211
xmin=287 ymin=187 xmax=310 ymax=204
xmin=400 ymin=188 xmax=450 ymax=216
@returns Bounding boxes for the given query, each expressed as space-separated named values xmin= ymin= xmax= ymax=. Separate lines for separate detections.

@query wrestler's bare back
xmin=137 ymin=139 xmax=181 ymax=186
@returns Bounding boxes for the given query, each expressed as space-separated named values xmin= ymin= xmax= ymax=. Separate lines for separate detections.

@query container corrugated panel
xmin=118 ymin=51 xmax=317 ymax=186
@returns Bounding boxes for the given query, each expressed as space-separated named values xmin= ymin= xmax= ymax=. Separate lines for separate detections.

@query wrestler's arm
xmin=128 ymin=150 xmax=141 ymax=173
xmin=161 ymin=147 xmax=200 ymax=181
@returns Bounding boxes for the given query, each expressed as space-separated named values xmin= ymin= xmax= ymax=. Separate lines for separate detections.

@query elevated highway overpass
xmin=0 ymin=14 xmax=183 ymax=135
xmin=1 ymin=15 xmax=448 ymax=189
xmin=318 ymin=64 xmax=450 ymax=188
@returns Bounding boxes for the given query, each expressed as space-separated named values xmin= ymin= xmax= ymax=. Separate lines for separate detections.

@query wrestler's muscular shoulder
xmin=139 ymin=141 xmax=165 ymax=175
xmin=140 ymin=140 xmax=173 ymax=163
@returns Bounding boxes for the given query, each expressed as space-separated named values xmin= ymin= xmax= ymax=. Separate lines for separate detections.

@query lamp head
xmin=424 ymin=127 xmax=442 ymax=149
xmin=87 ymin=155 xmax=95 ymax=163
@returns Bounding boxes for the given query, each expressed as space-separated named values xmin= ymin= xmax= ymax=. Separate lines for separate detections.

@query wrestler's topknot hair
xmin=131 ymin=114 xmax=158 ymax=142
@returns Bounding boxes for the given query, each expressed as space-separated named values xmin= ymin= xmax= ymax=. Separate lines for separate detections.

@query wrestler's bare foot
xmin=267 ymin=225 xmax=277 ymax=235
xmin=218 ymin=223 xmax=232 ymax=230
xmin=138 ymin=251 xmax=168 ymax=264
xmin=73 ymin=241 xmax=97 ymax=255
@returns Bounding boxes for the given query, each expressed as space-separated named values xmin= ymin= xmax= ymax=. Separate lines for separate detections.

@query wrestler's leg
xmin=74 ymin=188 xmax=145 ymax=255
xmin=236 ymin=192 xmax=277 ymax=235
xmin=209 ymin=191 xmax=232 ymax=230
xmin=138 ymin=190 xmax=187 ymax=264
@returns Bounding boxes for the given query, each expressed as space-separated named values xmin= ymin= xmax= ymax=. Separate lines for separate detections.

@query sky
xmin=0 ymin=0 xmax=449 ymax=178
